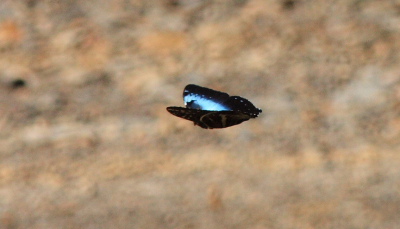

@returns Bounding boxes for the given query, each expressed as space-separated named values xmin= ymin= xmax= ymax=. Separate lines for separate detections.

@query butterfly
xmin=166 ymin=84 xmax=262 ymax=129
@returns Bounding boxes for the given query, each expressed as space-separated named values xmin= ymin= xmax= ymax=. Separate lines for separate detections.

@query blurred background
xmin=0 ymin=0 xmax=399 ymax=228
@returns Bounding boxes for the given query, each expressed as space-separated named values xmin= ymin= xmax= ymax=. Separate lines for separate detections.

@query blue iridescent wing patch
xmin=167 ymin=84 xmax=262 ymax=129
xmin=183 ymin=84 xmax=231 ymax=111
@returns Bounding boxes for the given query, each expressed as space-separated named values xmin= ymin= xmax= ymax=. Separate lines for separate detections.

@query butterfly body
xmin=167 ymin=84 xmax=262 ymax=129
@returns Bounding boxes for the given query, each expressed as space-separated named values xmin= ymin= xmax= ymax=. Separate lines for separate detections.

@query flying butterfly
xmin=166 ymin=84 xmax=262 ymax=129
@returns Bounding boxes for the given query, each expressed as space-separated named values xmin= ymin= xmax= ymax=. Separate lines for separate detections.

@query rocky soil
xmin=1 ymin=0 xmax=399 ymax=228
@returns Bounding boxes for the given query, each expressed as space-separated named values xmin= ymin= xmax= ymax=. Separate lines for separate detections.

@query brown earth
xmin=1 ymin=0 xmax=400 ymax=228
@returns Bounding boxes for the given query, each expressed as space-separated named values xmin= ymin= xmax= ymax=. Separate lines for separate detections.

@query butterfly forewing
xmin=183 ymin=84 xmax=230 ymax=111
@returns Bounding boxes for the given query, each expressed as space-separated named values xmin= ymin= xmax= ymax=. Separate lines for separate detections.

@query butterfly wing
xmin=166 ymin=107 xmax=251 ymax=129
xmin=183 ymin=84 xmax=231 ymax=111
xmin=166 ymin=107 xmax=212 ymax=128
xmin=222 ymin=96 xmax=262 ymax=118
xmin=200 ymin=110 xmax=252 ymax=129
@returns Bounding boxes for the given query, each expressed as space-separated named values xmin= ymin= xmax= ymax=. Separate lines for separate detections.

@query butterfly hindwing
xmin=166 ymin=107 xmax=251 ymax=129
xmin=200 ymin=111 xmax=251 ymax=129
xmin=166 ymin=107 xmax=210 ymax=128
xmin=223 ymin=96 xmax=262 ymax=118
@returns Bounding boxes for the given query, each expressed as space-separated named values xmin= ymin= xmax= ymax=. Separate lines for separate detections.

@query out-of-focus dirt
xmin=1 ymin=0 xmax=400 ymax=228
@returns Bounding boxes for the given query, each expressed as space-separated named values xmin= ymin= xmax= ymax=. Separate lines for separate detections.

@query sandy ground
xmin=0 ymin=0 xmax=400 ymax=228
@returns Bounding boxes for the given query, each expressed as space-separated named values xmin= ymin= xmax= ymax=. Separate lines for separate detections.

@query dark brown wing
xmin=166 ymin=107 xmax=212 ymax=128
xmin=199 ymin=110 xmax=251 ymax=129
xmin=166 ymin=107 xmax=251 ymax=129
